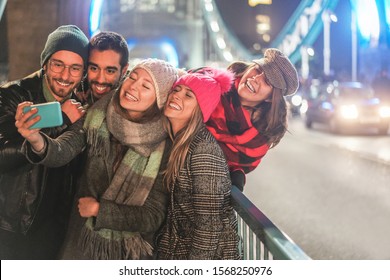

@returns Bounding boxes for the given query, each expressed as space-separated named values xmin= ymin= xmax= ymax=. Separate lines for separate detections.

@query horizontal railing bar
xmin=231 ymin=185 xmax=311 ymax=260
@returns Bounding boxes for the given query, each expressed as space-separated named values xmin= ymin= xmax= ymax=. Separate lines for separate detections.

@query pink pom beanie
xmin=173 ymin=67 xmax=234 ymax=122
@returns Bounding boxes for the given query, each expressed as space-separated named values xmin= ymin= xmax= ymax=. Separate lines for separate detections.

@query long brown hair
xmin=163 ymin=105 xmax=203 ymax=190
xmin=228 ymin=61 xmax=288 ymax=148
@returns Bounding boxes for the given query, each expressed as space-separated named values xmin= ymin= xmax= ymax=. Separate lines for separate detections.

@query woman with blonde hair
xmin=157 ymin=67 xmax=240 ymax=260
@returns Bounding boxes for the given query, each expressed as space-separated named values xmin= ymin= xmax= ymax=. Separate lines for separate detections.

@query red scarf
xmin=206 ymin=84 xmax=269 ymax=174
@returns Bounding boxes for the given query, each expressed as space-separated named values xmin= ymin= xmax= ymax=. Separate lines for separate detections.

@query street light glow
xmin=329 ymin=13 xmax=338 ymax=23
xmin=350 ymin=0 xmax=380 ymax=43
xmin=307 ymin=47 xmax=315 ymax=56
xmin=216 ymin=37 xmax=226 ymax=49
xmin=210 ymin=21 xmax=220 ymax=32
xmin=204 ymin=0 xmax=214 ymax=12
xmin=248 ymin=0 xmax=272 ymax=7
xmin=223 ymin=51 xmax=233 ymax=61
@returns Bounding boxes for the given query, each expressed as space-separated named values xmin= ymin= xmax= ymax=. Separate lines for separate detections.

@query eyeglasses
xmin=48 ymin=59 xmax=83 ymax=77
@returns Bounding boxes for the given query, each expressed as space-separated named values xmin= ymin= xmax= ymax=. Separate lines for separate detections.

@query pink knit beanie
xmin=173 ymin=67 xmax=234 ymax=122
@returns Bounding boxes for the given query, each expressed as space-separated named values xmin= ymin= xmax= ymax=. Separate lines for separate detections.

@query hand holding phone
xmin=61 ymin=99 xmax=86 ymax=124
xmin=22 ymin=101 xmax=63 ymax=129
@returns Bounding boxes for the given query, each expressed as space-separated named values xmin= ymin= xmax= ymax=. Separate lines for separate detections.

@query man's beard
xmin=90 ymin=80 xmax=119 ymax=90
xmin=47 ymin=76 xmax=76 ymax=99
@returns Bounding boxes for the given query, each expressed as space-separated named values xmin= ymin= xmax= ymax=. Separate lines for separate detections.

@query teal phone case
xmin=23 ymin=101 xmax=63 ymax=129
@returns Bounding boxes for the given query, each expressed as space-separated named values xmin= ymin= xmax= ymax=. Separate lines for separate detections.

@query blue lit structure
xmin=0 ymin=0 xmax=6 ymax=21
xmin=88 ymin=0 xmax=180 ymax=68
xmin=385 ymin=0 xmax=390 ymax=27
xmin=88 ymin=0 xmax=389 ymax=77
xmin=126 ymin=39 xmax=179 ymax=68
xmin=89 ymin=0 xmax=103 ymax=37
xmin=271 ymin=0 xmax=339 ymax=65
xmin=205 ymin=0 xmax=339 ymax=65
xmin=350 ymin=0 xmax=380 ymax=46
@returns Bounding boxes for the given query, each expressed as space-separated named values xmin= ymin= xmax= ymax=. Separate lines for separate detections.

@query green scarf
xmin=42 ymin=74 xmax=72 ymax=103
xmin=80 ymin=91 xmax=167 ymax=259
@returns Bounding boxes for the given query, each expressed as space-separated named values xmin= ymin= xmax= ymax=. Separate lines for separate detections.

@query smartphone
xmin=23 ymin=101 xmax=63 ymax=129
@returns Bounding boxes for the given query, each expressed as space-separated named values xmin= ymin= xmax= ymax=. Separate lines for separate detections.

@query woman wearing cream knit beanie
xmin=58 ymin=58 xmax=179 ymax=260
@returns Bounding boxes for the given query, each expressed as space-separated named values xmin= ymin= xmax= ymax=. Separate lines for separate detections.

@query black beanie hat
xmin=40 ymin=25 xmax=89 ymax=67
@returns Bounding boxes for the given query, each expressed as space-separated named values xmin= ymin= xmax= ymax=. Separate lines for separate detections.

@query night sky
xmin=215 ymin=0 xmax=353 ymax=78
xmin=215 ymin=0 xmax=298 ymax=50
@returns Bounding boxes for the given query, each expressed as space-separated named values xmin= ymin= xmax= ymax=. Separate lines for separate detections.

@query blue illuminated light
xmin=127 ymin=39 xmax=179 ymax=68
xmin=89 ymin=0 xmax=104 ymax=36
xmin=322 ymin=102 xmax=333 ymax=111
xmin=89 ymin=1 xmax=179 ymax=67
xmin=366 ymin=98 xmax=380 ymax=105
xmin=384 ymin=0 xmax=390 ymax=27
xmin=350 ymin=0 xmax=380 ymax=43
xmin=161 ymin=41 xmax=179 ymax=68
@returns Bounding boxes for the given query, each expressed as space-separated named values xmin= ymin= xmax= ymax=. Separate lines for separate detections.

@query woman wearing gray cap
xmin=202 ymin=48 xmax=299 ymax=191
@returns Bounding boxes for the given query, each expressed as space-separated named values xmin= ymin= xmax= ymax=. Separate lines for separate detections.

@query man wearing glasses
xmin=0 ymin=25 xmax=89 ymax=259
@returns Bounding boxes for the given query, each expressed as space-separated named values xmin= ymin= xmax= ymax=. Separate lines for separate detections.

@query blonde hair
xmin=163 ymin=106 xmax=203 ymax=190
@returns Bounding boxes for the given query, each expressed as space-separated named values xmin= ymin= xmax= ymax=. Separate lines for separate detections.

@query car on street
xmin=286 ymin=91 xmax=303 ymax=117
xmin=301 ymin=81 xmax=390 ymax=134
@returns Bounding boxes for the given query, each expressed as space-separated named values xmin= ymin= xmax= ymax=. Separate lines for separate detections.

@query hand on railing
xmin=230 ymin=170 xmax=246 ymax=191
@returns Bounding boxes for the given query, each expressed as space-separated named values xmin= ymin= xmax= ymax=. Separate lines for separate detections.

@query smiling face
xmin=118 ymin=68 xmax=157 ymax=120
xmin=87 ymin=49 xmax=127 ymax=100
xmin=236 ymin=64 xmax=273 ymax=107
xmin=43 ymin=50 xmax=84 ymax=101
xmin=164 ymin=84 xmax=198 ymax=134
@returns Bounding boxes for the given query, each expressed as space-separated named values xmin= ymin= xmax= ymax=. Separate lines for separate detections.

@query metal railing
xmin=231 ymin=186 xmax=311 ymax=260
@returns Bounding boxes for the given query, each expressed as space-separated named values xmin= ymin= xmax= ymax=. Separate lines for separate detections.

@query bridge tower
xmin=94 ymin=0 xmax=204 ymax=69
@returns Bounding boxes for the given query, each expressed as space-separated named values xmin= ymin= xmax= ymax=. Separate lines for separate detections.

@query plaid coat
xmin=157 ymin=127 xmax=240 ymax=260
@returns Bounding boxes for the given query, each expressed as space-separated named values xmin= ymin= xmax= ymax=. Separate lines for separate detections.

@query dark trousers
xmin=0 ymin=218 xmax=65 ymax=260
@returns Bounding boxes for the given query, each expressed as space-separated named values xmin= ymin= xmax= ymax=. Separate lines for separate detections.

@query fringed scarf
xmin=206 ymin=85 xmax=269 ymax=174
xmin=80 ymin=91 xmax=167 ymax=259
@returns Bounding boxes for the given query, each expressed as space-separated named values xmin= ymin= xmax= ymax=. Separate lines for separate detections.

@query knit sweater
xmin=157 ymin=127 xmax=240 ymax=260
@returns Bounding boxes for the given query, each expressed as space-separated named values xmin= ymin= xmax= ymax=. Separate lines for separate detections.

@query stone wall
xmin=5 ymin=0 xmax=91 ymax=80
xmin=7 ymin=0 xmax=59 ymax=80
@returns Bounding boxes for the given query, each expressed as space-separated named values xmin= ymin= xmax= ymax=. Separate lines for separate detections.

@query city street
xmin=244 ymin=117 xmax=390 ymax=260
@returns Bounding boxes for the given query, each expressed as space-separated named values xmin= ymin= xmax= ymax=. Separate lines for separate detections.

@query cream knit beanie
xmin=132 ymin=58 xmax=179 ymax=109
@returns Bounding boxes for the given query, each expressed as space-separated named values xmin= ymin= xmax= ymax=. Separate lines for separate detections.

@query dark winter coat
xmin=0 ymin=70 xmax=84 ymax=259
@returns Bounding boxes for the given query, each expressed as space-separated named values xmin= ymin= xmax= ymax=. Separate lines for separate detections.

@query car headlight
xmin=339 ymin=105 xmax=358 ymax=119
xmin=291 ymin=95 xmax=302 ymax=107
xmin=300 ymin=100 xmax=308 ymax=114
xmin=379 ymin=106 xmax=390 ymax=118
